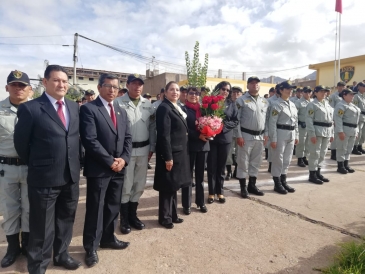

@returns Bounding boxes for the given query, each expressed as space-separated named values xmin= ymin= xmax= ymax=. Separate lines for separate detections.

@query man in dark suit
xmin=14 ymin=65 xmax=81 ymax=274
xmin=80 ymin=73 xmax=132 ymax=267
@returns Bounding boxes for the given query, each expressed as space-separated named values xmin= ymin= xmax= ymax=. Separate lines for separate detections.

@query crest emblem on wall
xmin=340 ymin=66 xmax=355 ymax=83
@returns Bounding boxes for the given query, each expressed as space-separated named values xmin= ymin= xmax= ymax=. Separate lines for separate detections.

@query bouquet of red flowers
xmin=197 ymin=95 xmax=226 ymax=138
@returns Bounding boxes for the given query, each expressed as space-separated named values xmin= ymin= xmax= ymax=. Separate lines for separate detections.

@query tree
xmin=185 ymin=41 xmax=209 ymax=88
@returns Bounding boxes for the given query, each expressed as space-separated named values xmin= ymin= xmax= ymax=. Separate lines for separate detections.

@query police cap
xmin=7 ymin=70 xmax=30 ymax=85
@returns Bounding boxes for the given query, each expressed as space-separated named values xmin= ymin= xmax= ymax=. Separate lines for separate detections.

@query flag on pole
xmin=335 ymin=0 xmax=342 ymax=13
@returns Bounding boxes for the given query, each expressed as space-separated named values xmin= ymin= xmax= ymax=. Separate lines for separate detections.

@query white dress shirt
xmin=99 ymin=96 xmax=115 ymax=117
xmin=45 ymin=92 xmax=70 ymax=130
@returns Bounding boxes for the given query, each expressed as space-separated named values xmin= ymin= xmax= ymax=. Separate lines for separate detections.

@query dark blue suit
xmin=80 ymin=96 xmax=132 ymax=252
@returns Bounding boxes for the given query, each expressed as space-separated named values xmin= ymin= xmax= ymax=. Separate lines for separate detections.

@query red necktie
xmin=108 ymin=103 xmax=117 ymax=129
xmin=56 ymin=101 xmax=66 ymax=128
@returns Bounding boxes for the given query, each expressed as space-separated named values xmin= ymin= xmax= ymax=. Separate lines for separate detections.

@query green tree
xmin=185 ymin=41 xmax=209 ymax=87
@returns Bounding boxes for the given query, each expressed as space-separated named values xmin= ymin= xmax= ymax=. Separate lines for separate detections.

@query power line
xmin=0 ymin=43 xmax=65 ymax=46
xmin=0 ymin=35 xmax=73 ymax=38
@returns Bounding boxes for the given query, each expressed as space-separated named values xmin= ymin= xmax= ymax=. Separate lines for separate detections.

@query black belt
xmin=313 ymin=122 xmax=332 ymax=127
xmin=132 ymin=140 xmax=149 ymax=148
xmin=276 ymin=124 xmax=294 ymax=131
xmin=298 ymin=121 xmax=305 ymax=125
xmin=0 ymin=156 xmax=26 ymax=166
xmin=361 ymin=111 xmax=365 ymax=115
xmin=240 ymin=127 xmax=264 ymax=136
xmin=343 ymin=122 xmax=357 ymax=128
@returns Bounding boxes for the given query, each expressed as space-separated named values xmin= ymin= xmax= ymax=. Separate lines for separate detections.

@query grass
xmin=320 ymin=239 xmax=365 ymax=274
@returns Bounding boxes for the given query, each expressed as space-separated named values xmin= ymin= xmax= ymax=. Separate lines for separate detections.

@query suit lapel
xmin=96 ymin=97 xmax=117 ymax=135
xmin=39 ymin=93 xmax=66 ymax=131
xmin=164 ymin=99 xmax=188 ymax=131
xmin=65 ymin=99 xmax=76 ymax=131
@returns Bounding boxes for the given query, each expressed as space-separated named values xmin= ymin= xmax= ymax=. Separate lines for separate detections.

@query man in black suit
xmin=14 ymin=65 xmax=81 ymax=273
xmin=80 ymin=73 xmax=132 ymax=267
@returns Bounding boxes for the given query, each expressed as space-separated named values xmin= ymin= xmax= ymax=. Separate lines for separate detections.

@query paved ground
xmin=1 ymin=152 xmax=364 ymax=273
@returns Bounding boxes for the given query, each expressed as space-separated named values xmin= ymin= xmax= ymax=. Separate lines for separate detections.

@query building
xmin=309 ymin=55 xmax=365 ymax=88
xmin=143 ymin=72 xmax=187 ymax=96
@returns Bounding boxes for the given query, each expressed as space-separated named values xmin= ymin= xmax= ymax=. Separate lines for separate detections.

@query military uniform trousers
xmin=267 ymin=141 xmax=273 ymax=162
xmin=336 ymin=135 xmax=356 ymax=162
xmin=0 ymin=164 xmax=29 ymax=234
xmin=355 ymin=120 xmax=365 ymax=146
xmin=121 ymin=155 xmax=148 ymax=203
xmin=225 ymin=138 xmax=237 ymax=165
xmin=296 ymin=126 xmax=310 ymax=158
xmin=330 ymin=136 xmax=337 ymax=149
xmin=236 ymin=139 xmax=263 ymax=179
xmin=308 ymin=136 xmax=330 ymax=171
xmin=271 ymin=139 xmax=294 ymax=177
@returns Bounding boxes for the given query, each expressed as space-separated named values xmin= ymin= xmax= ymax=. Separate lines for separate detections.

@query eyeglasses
xmin=188 ymin=91 xmax=200 ymax=96
xmin=102 ymin=84 xmax=119 ymax=90
xmin=221 ymin=88 xmax=231 ymax=92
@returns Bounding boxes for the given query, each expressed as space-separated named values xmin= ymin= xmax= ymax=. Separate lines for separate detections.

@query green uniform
xmin=329 ymin=91 xmax=343 ymax=150
xmin=295 ymin=97 xmax=311 ymax=158
xmin=265 ymin=95 xmax=279 ymax=159
xmin=353 ymin=92 xmax=365 ymax=146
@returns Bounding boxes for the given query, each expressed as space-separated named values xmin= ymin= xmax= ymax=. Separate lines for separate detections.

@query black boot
xmin=21 ymin=232 xmax=29 ymax=256
xmin=302 ymin=157 xmax=309 ymax=165
xmin=330 ymin=150 xmax=337 ymax=160
xmin=337 ymin=162 xmax=348 ymax=174
xmin=268 ymin=162 xmax=272 ymax=173
xmin=265 ymin=148 xmax=268 ymax=160
xmin=297 ymin=158 xmax=306 ymax=167
xmin=280 ymin=174 xmax=295 ymax=193
xmin=309 ymin=171 xmax=323 ymax=184
xmin=316 ymin=168 xmax=329 ymax=182
xmin=129 ymin=202 xmax=145 ymax=230
xmin=225 ymin=165 xmax=232 ymax=181
xmin=1 ymin=233 xmax=21 ymax=268
xmin=293 ymin=145 xmax=296 ymax=155
xmin=247 ymin=177 xmax=264 ymax=196
xmin=273 ymin=177 xmax=287 ymax=194
xmin=120 ymin=203 xmax=131 ymax=234
xmin=344 ymin=160 xmax=355 ymax=173
xmin=352 ymin=146 xmax=362 ymax=155
xmin=232 ymin=164 xmax=237 ymax=179
xmin=239 ymin=179 xmax=249 ymax=198
xmin=358 ymin=145 xmax=365 ymax=154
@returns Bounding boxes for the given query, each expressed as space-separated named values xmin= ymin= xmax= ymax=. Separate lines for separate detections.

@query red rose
xmin=217 ymin=95 xmax=225 ymax=101
xmin=202 ymin=103 xmax=208 ymax=109
xmin=205 ymin=96 xmax=213 ymax=103
xmin=212 ymin=96 xmax=219 ymax=103
xmin=202 ymin=96 xmax=209 ymax=104
xmin=211 ymin=103 xmax=219 ymax=110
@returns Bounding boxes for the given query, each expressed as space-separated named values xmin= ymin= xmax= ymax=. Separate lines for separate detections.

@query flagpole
xmin=334 ymin=12 xmax=338 ymax=87
xmin=338 ymin=12 xmax=341 ymax=83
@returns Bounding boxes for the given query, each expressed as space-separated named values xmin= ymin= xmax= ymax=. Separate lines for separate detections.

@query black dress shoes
xmin=159 ymin=221 xmax=174 ymax=229
xmin=172 ymin=218 xmax=184 ymax=223
xmin=198 ymin=205 xmax=208 ymax=213
xmin=85 ymin=251 xmax=98 ymax=268
xmin=100 ymin=239 xmax=130 ymax=250
xmin=207 ymin=195 xmax=215 ymax=204
xmin=218 ymin=196 xmax=226 ymax=203
xmin=54 ymin=256 xmax=81 ymax=270
xmin=183 ymin=207 xmax=191 ymax=215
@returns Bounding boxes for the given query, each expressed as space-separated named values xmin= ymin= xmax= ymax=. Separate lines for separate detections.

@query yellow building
xmin=178 ymin=77 xmax=275 ymax=97
xmin=309 ymin=55 xmax=365 ymax=88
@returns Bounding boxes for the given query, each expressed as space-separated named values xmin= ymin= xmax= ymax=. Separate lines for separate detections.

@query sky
xmin=0 ymin=0 xmax=364 ymax=99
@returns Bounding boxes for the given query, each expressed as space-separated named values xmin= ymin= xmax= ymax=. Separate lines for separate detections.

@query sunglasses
xmin=188 ymin=91 xmax=200 ymax=96
xmin=221 ymin=88 xmax=231 ymax=92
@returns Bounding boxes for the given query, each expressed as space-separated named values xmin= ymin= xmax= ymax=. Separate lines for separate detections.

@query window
xmin=68 ymin=76 xmax=72 ymax=79
xmin=89 ymin=78 xmax=94 ymax=81
xmin=78 ymin=77 xmax=84 ymax=80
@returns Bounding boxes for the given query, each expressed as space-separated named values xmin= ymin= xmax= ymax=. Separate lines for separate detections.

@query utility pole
xmin=73 ymin=33 xmax=78 ymax=85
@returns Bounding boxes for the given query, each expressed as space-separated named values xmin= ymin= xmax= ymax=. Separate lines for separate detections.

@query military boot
xmin=302 ymin=156 xmax=309 ymax=165
xmin=352 ymin=145 xmax=362 ymax=155
xmin=232 ymin=163 xmax=237 ymax=179
xmin=344 ymin=160 xmax=355 ymax=173
xmin=120 ymin=203 xmax=131 ymax=234
xmin=268 ymin=162 xmax=272 ymax=173
xmin=309 ymin=171 xmax=323 ymax=184
xmin=225 ymin=165 xmax=232 ymax=181
xmin=330 ymin=150 xmax=337 ymax=160
xmin=297 ymin=158 xmax=306 ymax=167
xmin=247 ymin=177 xmax=264 ymax=196
xmin=265 ymin=148 xmax=268 ymax=160
xmin=337 ymin=162 xmax=348 ymax=174
xmin=128 ymin=202 xmax=145 ymax=230
xmin=273 ymin=177 xmax=287 ymax=194
xmin=1 ymin=233 xmax=21 ymax=268
xmin=358 ymin=145 xmax=365 ymax=154
xmin=316 ymin=168 xmax=329 ymax=182
xmin=21 ymin=232 xmax=29 ymax=256
xmin=239 ymin=178 xmax=249 ymax=199
xmin=280 ymin=174 xmax=295 ymax=193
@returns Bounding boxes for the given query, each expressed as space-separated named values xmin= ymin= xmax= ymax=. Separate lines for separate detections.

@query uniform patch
xmin=272 ymin=109 xmax=278 ymax=116
xmin=236 ymin=103 xmax=241 ymax=109
xmin=308 ymin=109 xmax=314 ymax=115
xmin=13 ymin=70 xmax=22 ymax=79
xmin=150 ymin=114 xmax=155 ymax=121
xmin=338 ymin=109 xmax=344 ymax=116
xmin=244 ymin=99 xmax=251 ymax=103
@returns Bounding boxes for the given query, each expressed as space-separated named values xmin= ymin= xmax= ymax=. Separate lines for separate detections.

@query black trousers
xmin=83 ymin=174 xmax=124 ymax=252
xmin=27 ymin=183 xmax=79 ymax=274
xmin=181 ymin=151 xmax=207 ymax=208
xmin=158 ymin=191 xmax=178 ymax=224
xmin=207 ymin=142 xmax=231 ymax=196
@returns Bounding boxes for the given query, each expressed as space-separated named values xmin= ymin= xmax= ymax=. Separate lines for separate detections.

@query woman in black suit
xmin=207 ymin=81 xmax=239 ymax=204
xmin=153 ymin=81 xmax=191 ymax=229
xmin=181 ymin=87 xmax=209 ymax=215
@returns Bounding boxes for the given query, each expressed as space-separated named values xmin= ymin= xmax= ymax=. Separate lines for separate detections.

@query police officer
xmin=295 ymin=86 xmax=312 ymax=167
xmin=115 ymin=74 xmax=156 ymax=234
xmin=268 ymin=81 xmax=298 ymax=194
xmin=334 ymin=88 xmax=360 ymax=174
xmin=306 ymin=85 xmax=334 ymax=184
xmin=352 ymin=82 xmax=365 ymax=154
xmin=329 ymin=81 xmax=346 ymax=160
xmin=84 ymin=89 xmax=96 ymax=102
xmin=178 ymin=86 xmax=187 ymax=107
xmin=290 ymin=87 xmax=302 ymax=103
xmin=235 ymin=77 xmax=268 ymax=198
xmin=0 ymin=70 xmax=31 ymax=267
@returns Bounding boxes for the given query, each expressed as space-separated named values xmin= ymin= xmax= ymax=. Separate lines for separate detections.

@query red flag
xmin=335 ymin=0 xmax=342 ymax=13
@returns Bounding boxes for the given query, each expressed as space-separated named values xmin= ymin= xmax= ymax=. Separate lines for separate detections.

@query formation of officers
xmin=1 ymin=65 xmax=365 ymax=273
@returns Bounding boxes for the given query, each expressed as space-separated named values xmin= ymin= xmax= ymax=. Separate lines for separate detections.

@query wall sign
xmin=340 ymin=66 xmax=355 ymax=83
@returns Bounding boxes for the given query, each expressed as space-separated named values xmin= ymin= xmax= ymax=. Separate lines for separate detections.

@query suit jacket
xmin=80 ymin=96 xmax=132 ymax=177
xmin=14 ymin=93 xmax=80 ymax=187
xmin=153 ymin=99 xmax=191 ymax=192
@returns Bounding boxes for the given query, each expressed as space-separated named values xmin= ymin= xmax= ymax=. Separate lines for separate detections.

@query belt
xmin=0 ymin=156 xmax=26 ymax=166
xmin=241 ymin=127 xmax=264 ymax=136
xmin=276 ymin=124 xmax=294 ymax=131
xmin=343 ymin=122 xmax=357 ymax=128
xmin=132 ymin=140 xmax=150 ymax=148
xmin=313 ymin=122 xmax=332 ymax=127
xmin=361 ymin=111 xmax=365 ymax=115
xmin=298 ymin=121 xmax=305 ymax=125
